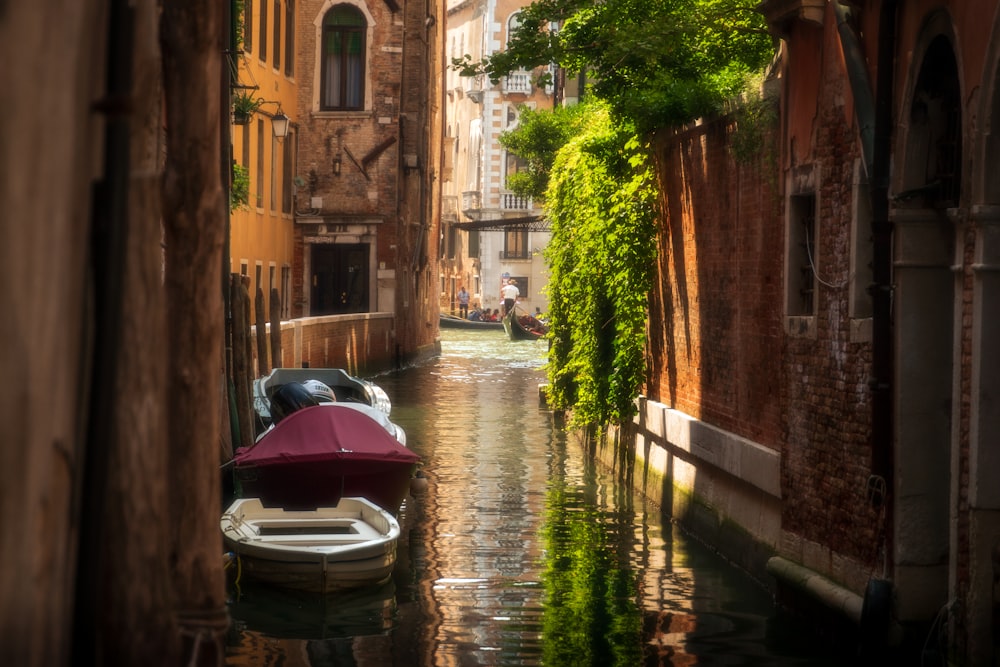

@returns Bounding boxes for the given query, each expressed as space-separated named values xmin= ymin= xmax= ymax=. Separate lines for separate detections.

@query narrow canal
xmin=225 ymin=328 xmax=856 ymax=666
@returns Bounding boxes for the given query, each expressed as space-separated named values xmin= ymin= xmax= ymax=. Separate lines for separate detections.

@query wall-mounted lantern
xmin=271 ymin=109 xmax=290 ymax=139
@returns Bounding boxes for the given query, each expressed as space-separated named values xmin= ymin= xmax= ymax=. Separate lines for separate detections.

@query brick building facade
xmin=639 ymin=1 xmax=1000 ymax=661
xmin=292 ymin=0 xmax=445 ymax=365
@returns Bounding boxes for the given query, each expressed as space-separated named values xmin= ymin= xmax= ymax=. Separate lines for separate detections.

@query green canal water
xmin=224 ymin=328 xmax=856 ymax=666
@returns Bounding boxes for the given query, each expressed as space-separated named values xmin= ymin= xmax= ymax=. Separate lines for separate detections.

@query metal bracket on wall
xmin=342 ymin=136 xmax=399 ymax=181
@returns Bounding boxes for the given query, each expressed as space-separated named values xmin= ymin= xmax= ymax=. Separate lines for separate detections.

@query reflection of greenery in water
xmin=541 ymin=479 xmax=641 ymax=666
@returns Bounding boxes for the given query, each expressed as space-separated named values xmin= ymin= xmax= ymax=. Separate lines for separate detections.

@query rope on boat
xmin=224 ymin=550 xmax=243 ymax=594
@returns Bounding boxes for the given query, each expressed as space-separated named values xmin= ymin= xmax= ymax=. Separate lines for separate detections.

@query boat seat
xmin=244 ymin=518 xmax=385 ymax=542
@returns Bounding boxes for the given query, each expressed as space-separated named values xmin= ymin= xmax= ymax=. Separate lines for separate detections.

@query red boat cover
xmin=235 ymin=405 xmax=420 ymax=467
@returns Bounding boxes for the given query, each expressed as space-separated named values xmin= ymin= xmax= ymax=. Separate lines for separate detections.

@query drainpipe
xmin=767 ymin=557 xmax=864 ymax=623
xmin=832 ymin=0 xmax=895 ymax=519
xmin=868 ymin=1 xmax=897 ymax=504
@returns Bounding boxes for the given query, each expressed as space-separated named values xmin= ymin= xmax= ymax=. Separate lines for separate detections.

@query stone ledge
xmin=635 ymin=397 xmax=781 ymax=498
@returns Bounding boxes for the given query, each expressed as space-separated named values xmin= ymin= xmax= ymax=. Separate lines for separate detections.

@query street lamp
xmin=271 ymin=109 xmax=290 ymax=139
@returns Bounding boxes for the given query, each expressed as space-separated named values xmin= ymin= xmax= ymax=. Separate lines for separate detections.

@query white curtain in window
xmin=345 ymin=45 xmax=363 ymax=108
xmin=323 ymin=32 xmax=363 ymax=108
xmin=324 ymin=34 xmax=342 ymax=107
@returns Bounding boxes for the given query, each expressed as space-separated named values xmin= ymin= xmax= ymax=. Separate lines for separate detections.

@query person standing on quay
xmin=458 ymin=286 xmax=470 ymax=318
xmin=501 ymin=279 xmax=519 ymax=316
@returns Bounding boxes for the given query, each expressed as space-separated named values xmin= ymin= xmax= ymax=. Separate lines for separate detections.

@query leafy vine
xmin=541 ymin=103 xmax=657 ymax=428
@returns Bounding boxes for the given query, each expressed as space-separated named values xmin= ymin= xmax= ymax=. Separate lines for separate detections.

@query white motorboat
xmin=222 ymin=496 xmax=400 ymax=594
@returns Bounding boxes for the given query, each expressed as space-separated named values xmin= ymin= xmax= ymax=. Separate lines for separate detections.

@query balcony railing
xmin=462 ymin=191 xmax=481 ymax=211
xmin=502 ymin=71 xmax=532 ymax=94
xmin=500 ymin=249 xmax=531 ymax=260
xmin=502 ymin=192 xmax=531 ymax=210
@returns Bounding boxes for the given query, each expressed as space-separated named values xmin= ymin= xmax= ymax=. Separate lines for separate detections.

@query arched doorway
xmin=892 ymin=31 xmax=961 ymax=624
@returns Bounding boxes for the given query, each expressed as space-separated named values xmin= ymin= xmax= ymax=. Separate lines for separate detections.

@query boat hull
xmin=222 ymin=497 xmax=400 ymax=594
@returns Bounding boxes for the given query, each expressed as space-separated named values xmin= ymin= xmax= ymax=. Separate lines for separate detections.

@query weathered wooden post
xmin=255 ymin=287 xmax=269 ymax=376
xmin=230 ymin=275 xmax=253 ymax=448
xmin=241 ymin=275 xmax=254 ymax=404
xmin=161 ymin=0 xmax=230 ymax=658
xmin=270 ymin=287 xmax=283 ymax=369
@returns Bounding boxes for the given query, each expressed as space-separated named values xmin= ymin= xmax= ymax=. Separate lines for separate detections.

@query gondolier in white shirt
xmin=501 ymin=279 xmax=519 ymax=316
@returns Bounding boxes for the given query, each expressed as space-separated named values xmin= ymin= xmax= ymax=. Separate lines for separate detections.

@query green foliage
xmin=542 ymin=475 xmax=642 ymax=666
xmin=233 ymin=0 xmax=246 ymax=52
xmin=487 ymin=0 xmax=773 ymax=428
xmin=232 ymin=90 xmax=264 ymax=117
xmin=455 ymin=0 xmax=775 ymax=134
xmin=542 ymin=103 xmax=656 ymax=427
xmin=230 ymin=162 xmax=250 ymax=212
xmin=499 ymin=104 xmax=587 ymax=200
xmin=730 ymin=84 xmax=779 ymax=166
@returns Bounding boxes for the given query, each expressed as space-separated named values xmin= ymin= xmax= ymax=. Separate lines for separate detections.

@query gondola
xmin=502 ymin=306 xmax=548 ymax=341
xmin=439 ymin=313 xmax=503 ymax=330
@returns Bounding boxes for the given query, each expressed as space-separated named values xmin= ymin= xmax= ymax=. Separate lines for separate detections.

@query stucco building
xmin=441 ymin=0 xmax=554 ymax=318
xmin=230 ymin=0 xmax=299 ymax=325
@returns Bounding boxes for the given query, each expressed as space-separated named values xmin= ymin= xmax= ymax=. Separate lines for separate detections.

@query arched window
xmin=507 ymin=12 xmax=520 ymax=47
xmin=321 ymin=5 xmax=366 ymax=110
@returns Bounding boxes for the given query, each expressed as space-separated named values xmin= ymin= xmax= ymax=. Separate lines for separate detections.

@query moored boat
xmin=222 ymin=497 xmax=400 ymax=594
xmin=439 ymin=313 xmax=504 ymax=330
xmin=233 ymin=401 xmax=421 ymax=513
xmin=502 ymin=307 xmax=548 ymax=341
xmin=252 ymin=367 xmax=393 ymax=429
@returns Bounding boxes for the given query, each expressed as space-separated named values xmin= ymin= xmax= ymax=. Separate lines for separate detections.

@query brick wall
xmin=296 ymin=0 xmax=404 ymax=217
xmin=648 ymin=106 xmax=881 ymax=569
xmin=253 ymin=313 xmax=396 ymax=376
xmin=779 ymin=103 xmax=879 ymax=565
xmin=648 ymin=116 xmax=784 ymax=449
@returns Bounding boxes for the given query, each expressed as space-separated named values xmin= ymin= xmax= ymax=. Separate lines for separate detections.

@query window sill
xmin=313 ymin=110 xmax=371 ymax=120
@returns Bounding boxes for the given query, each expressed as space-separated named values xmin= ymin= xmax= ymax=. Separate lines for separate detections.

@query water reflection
xmin=225 ymin=329 xmax=853 ymax=666
xmin=228 ymin=580 xmax=396 ymax=639
xmin=386 ymin=332 xmax=551 ymax=666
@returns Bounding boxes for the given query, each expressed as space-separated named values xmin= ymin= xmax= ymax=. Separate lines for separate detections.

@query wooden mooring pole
xmin=230 ymin=274 xmax=254 ymax=448
xmin=255 ymin=287 xmax=269 ymax=376
xmin=270 ymin=287 xmax=282 ymax=369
